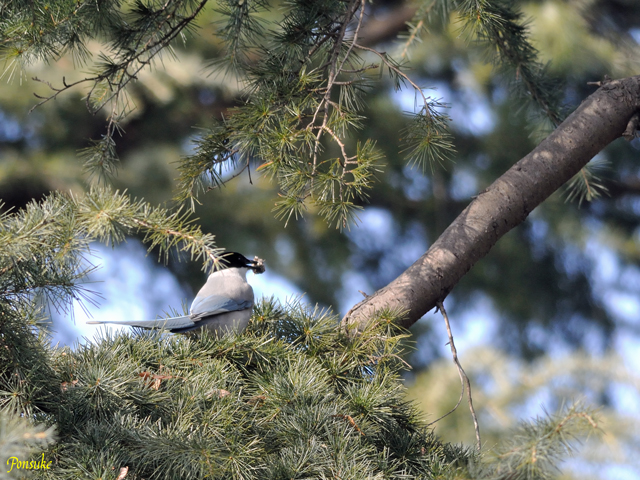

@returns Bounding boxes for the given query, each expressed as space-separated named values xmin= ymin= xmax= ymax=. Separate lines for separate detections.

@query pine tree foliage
xmin=407 ymin=348 xmax=632 ymax=478
xmin=0 ymin=189 xmax=601 ymax=479
xmin=483 ymin=405 xmax=599 ymax=480
xmin=0 ymin=0 xmax=209 ymax=181
xmin=1 ymin=0 xmax=453 ymax=228
xmin=0 ymin=412 xmax=55 ymax=479
xmin=402 ymin=0 xmax=563 ymax=125
xmin=0 ymin=189 xmax=599 ymax=479
xmin=30 ymin=304 xmax=473 ymax=480
xmin=175 ymin=0 xmax=445 ymax=229
xmin=0 ymin=2 xmax=610 ymax=478
xmin=0 ymin=0 xmax=605 ymax=224
xmin=0 ymin=187 xmax=222 ymax=416
xmin=454 ymin=0 xmax=565 ymax=126
xmin=2 ymin=290 xmax=599 ymax=480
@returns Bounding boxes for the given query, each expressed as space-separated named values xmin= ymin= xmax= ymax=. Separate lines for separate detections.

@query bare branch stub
xmin=623 ymin=112 xmax=640 ymax=141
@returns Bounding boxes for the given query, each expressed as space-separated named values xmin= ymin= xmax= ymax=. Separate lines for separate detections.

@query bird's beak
xmin=249 ymin=256 xmax=266 ymax=274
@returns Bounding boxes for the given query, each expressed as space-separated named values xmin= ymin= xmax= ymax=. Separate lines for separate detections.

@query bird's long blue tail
xmin=86 ymin=315 xmax=193 ymax=330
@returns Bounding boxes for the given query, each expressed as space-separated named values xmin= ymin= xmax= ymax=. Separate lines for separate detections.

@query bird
xmin=87 ymin=252 xmax=265 ymax=335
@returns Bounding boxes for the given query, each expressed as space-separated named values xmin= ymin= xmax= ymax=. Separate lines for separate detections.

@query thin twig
xmin=400 ymin=19 xmax=424 ymax=60
xmin=334 ymin=0 xmax=366 ymax=80
xmin=580 ymin=168 xmax=593 ymax=199
xmin=322 ymin=125 xmax=354 ymax=166
xmin=399 ymin=0 xmax=438 ymax=60
xmin=30 ymin=76 xmax=99 ymax=113
xmin=0 ymin=263 xmax=15 ymax=277
xmin=309 ymin=0 xmax=362 ymax=174
xmin=335 ymin=0 xmax=366 ymax=199
xmin=353 ymin=42 xmax=430 ymax=114
xmin=29 ymin=0 xmax=209 ymax=117
xmin=426 ymin=374 xmax=465 ymax=426
xmin=340 ymin=64 xmax=379 ymax=74
xmin=436 ymin=300 xmax=481 ymax=451
xmin=307 ymin=26 xmax=342 ymax=59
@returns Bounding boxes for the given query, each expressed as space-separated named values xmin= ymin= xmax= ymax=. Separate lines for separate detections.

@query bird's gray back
xmin=189 ymin=269 xmax=255 ymax=318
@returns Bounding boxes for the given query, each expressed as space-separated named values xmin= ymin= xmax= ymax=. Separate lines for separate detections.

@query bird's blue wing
xmin=190 ymin=294 xmax=253 ymax=318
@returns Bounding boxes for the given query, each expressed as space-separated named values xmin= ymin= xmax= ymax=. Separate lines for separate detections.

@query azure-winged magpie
xmin=87 ymin=252 xmax=265 ymax=335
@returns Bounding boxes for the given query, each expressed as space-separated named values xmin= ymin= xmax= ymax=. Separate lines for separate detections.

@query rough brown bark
xmin=342 ymin=75 xmax=640 ymax=330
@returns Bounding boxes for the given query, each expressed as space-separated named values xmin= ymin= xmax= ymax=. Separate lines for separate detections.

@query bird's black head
xmin=219 ymin=252 xmax=265 ymax=273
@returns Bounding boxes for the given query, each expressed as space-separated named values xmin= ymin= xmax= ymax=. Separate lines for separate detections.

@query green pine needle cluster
xmin=399 ymin=0 xmax=563 ymax=124
xmin=401 ymin=98 xmax=456 ymax=173
xmin=177 ymin=0 xmax=398 ymax=230
xmin=0 ymin=187 xmax=221 ymax=296
xmin=454 ymin=0 xmax=565 ymax=127
xmin=2 ymin=0 xmax=605 ymax=218
xmin=1 ymin=0 xmax=458 ymax=229
xmin=486 ymin=405 xmax=600 ymax=480
xmin=181 ymin=0 xmax=462 ymax=229
xmin=564 ymin=157 xmax=610 ymax=206
xmin=2 ymin=282 xmax=475 ymax=480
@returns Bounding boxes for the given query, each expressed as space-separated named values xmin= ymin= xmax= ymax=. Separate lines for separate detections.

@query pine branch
xmin=453 ymin=0 xmax=564 ymax=125
xmin=74 ymin=186 xmax=222 ymax=269
xmin=0 ymin=187 xmax=222 ymax=325
xmin=343 ymin=75 xmax=640 ymax=330
xmin=488 ymin=404 xmax=600 ymax=479
xmin=3 ymin=0 xmax=210 ymax=179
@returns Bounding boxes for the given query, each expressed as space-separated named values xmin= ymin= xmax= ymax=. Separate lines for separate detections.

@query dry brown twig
xmin=434 ymin=300 xmax=481 ymax=451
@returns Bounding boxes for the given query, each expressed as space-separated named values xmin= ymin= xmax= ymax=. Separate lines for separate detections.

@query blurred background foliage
xmin=1 ymin=1 xmax=640 ymax=477
xmin=406 ymin=347 xmax=640 ymax=479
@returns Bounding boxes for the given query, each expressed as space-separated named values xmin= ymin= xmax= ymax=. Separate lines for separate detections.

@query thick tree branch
xmin=343 ymin=75 xmax=640 ymax=330
xmin=607 ymin=177 xmax=640 ymax=197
